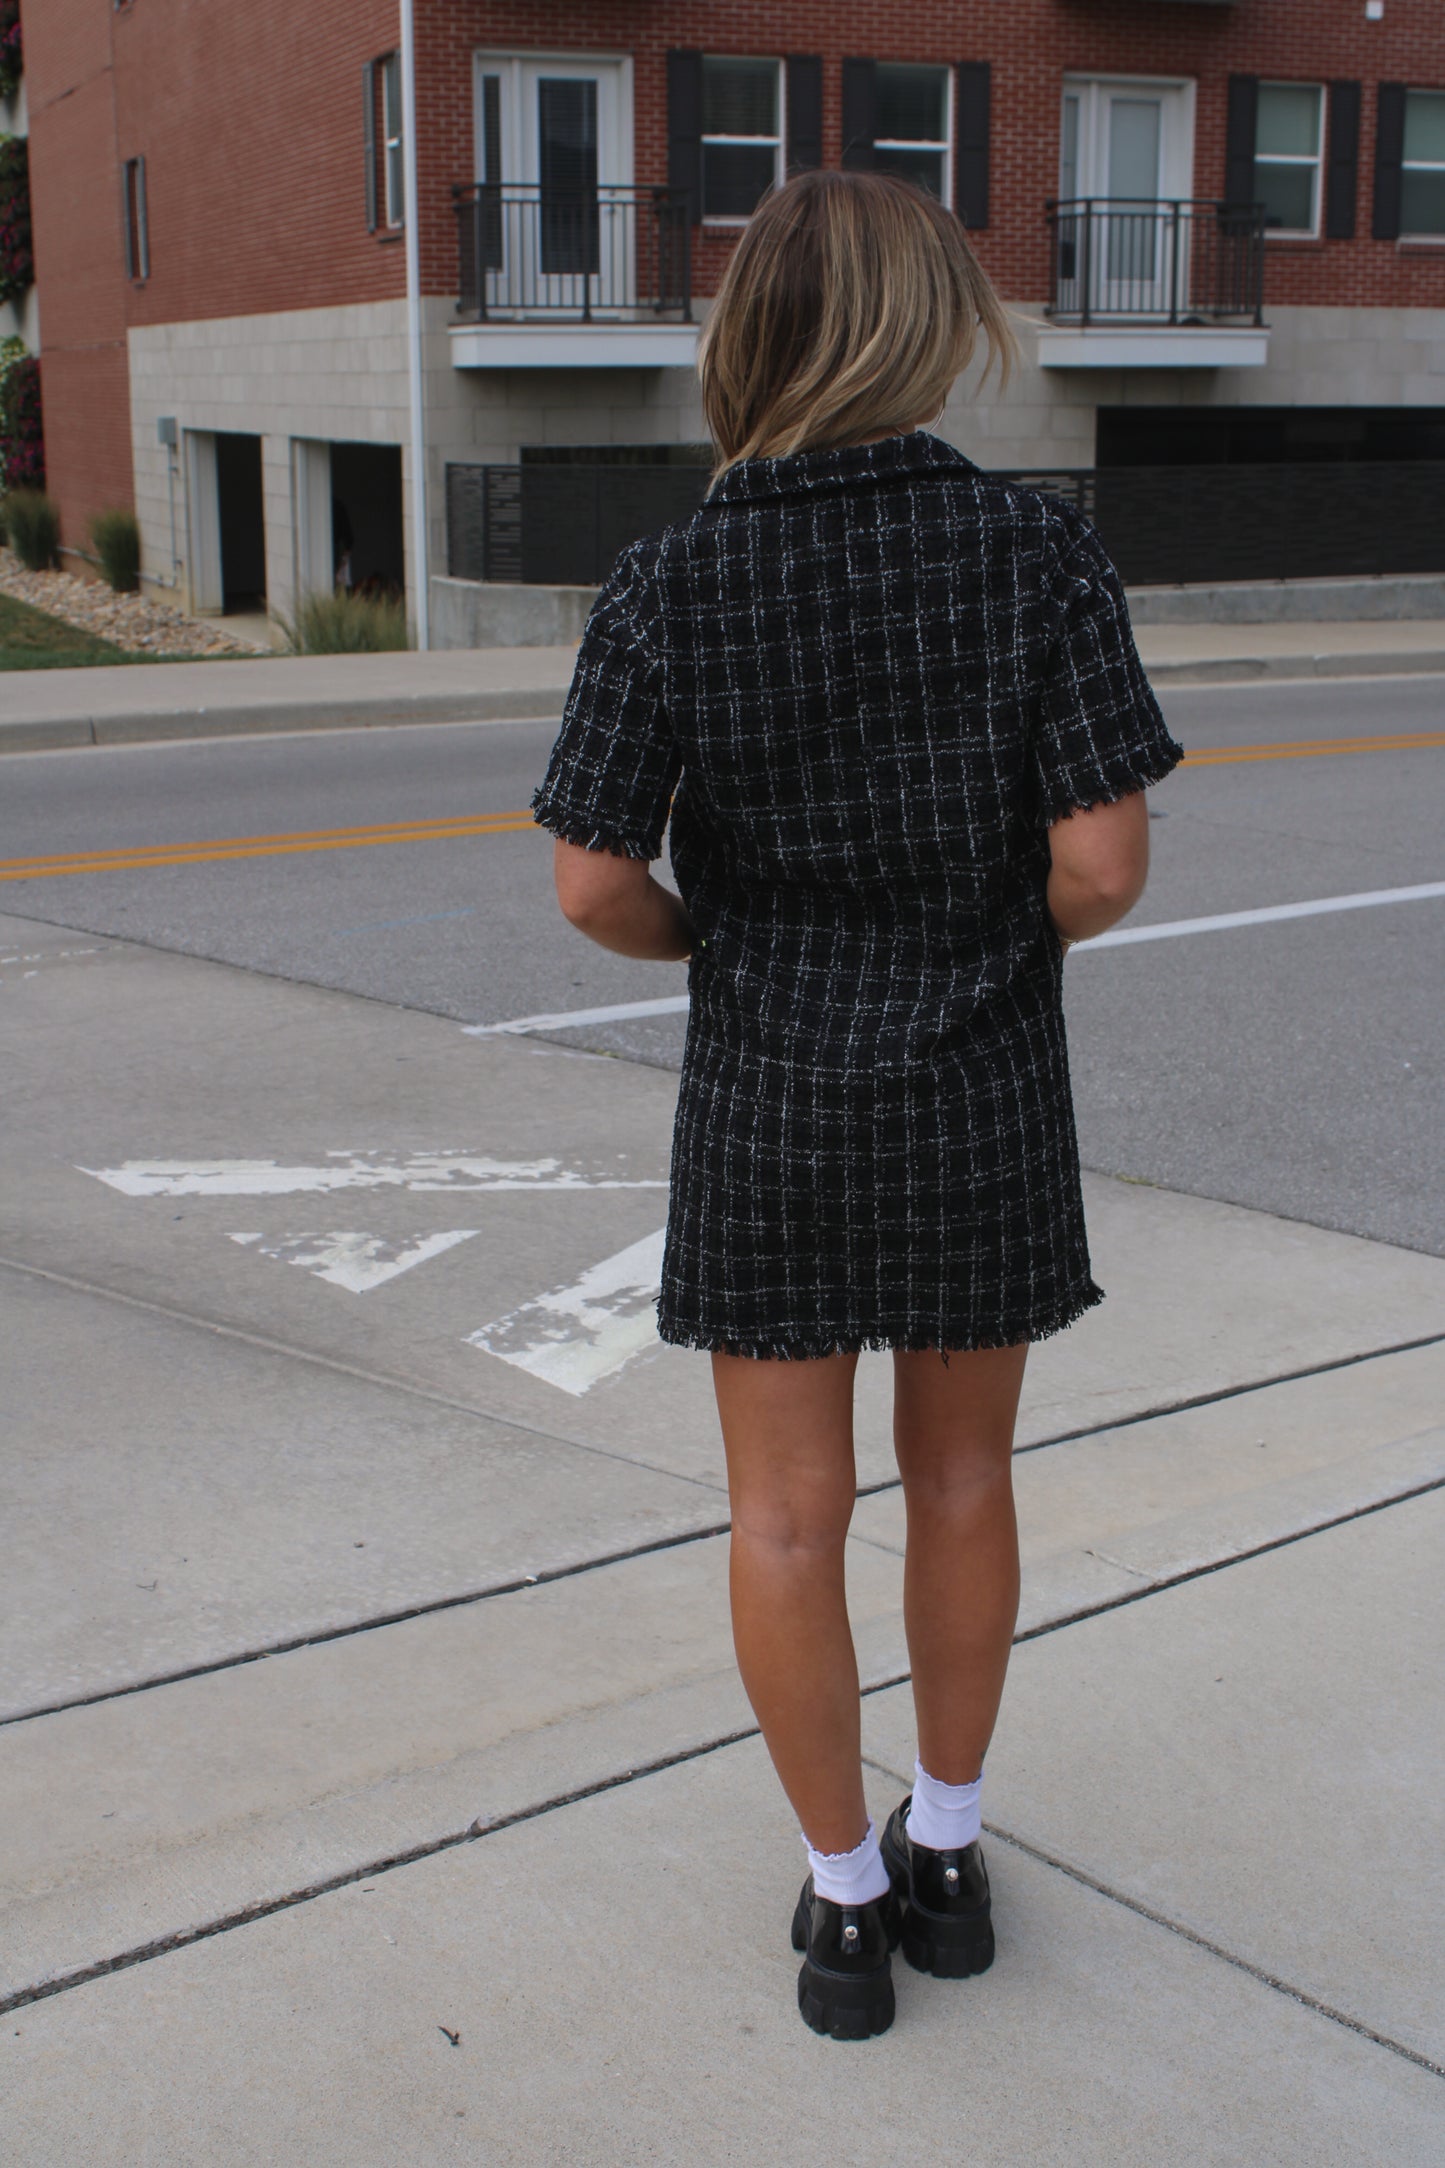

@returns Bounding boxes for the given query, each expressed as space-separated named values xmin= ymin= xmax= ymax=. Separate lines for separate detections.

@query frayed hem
xmin=1036 ymin=741 xmax=1184 ymax=829
xmin=530 ymin=799 xmax=657 ymax=861
xmin=656 ymin=1282 xmax=1104 ymax=1362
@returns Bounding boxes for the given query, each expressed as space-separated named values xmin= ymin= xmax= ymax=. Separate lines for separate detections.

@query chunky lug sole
xmin=900 ymin=1903 xmax=995 ymax=1980
xmin=790 ymin=1897 xmax=897 ymax=2041
xmin=881 ymin=1825 xmax=996 ymax=1980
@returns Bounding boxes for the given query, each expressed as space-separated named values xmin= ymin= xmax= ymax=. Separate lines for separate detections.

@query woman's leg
xmin=892 ymin=1343 xmax=1030 ymax=1786
xmin=711 ymin=1349 xmax=866 ymax=1855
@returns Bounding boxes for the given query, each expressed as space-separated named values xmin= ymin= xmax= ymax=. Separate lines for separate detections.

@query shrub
xmin=275 ymin=588 xmax=410 ymax=653
xmin=0 ymin=343 xmax=42 ymax=491
xmin=0 ymin=1 xmax=21 ymax=104
xmin=4 ymin=486 xmax=59 ymax=570
xmin=90 ymin=506 xmax=142 ymax=593
xmin=0 ymin=134 xmax=31 ymax=305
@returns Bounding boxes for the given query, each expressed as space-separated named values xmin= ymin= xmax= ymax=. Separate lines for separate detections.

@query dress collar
xmin=706 ymin=429 xmax=975 ymax=505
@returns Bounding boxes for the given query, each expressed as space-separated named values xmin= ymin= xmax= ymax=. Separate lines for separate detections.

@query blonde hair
xmin=698 ymin=169 xmax=1016 ymax=476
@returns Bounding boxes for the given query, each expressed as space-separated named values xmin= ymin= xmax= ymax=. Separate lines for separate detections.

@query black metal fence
xmin=447 ymin=460 xmax=1445 ymax=591
xmin=1013 ymin=462 xmax=1445 ymax=584
xmin=1046 ymin=199 xmax=1266 ymax=325
xmin=453 ymin=184 xmax=692 ymax=322
xmin=447 ymin=462 xmax=711 ymax=585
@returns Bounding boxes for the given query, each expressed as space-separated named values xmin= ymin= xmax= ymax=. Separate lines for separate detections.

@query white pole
xmin=399 ymin=0 xmax=430 ymax=649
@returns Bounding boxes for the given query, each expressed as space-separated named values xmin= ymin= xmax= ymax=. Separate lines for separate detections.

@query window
xmin=1401 ymin=89 xmax=1445 ymax=237
xmin=123 ymin=156 xmax=149 ymax=280
xmin=1255 ymin=83 xmax=1323 ymax=234
xmin=701 ymin=56 xmax=781 ymax=220
xmin=872 ymin=63 xmax=951 ymax=200
xmin=382 ymin=52 xmax=404 ymax=227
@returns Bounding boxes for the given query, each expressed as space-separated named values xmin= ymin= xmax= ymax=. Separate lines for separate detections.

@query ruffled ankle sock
xmin=804 ymin=1818 xmax=891 ymax=1906
xmin=907 ymin=1760 xmax=982 ymax=1851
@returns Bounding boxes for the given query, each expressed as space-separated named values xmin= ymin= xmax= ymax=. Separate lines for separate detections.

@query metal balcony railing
xmin=1045 ymin=199 xmax=1266 ymax=326
xmin=453 ymin=183 xmax=692 ymax=324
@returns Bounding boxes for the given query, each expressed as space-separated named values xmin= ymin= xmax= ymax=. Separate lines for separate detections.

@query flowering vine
xmin=0 ymin=337 xmax=43 ymax=492
xmin=0 ymin=132 xmax=32 ymax=304
xmin=0 ymin=1 xmax=20 ymax=105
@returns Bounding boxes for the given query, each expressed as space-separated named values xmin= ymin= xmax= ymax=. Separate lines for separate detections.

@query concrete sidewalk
xmin=3 ymin=613 xmax=1444 ymax=754
xmin=3 ymin=907 xmax=1442 ymax=2160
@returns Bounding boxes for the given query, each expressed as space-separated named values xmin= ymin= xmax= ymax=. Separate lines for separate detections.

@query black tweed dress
xmin=532 ymin=432 xmax=1183 ymax=1358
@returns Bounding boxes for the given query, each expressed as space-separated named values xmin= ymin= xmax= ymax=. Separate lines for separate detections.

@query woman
xmin=532 ymin=170 xmax=1182 ymax=2042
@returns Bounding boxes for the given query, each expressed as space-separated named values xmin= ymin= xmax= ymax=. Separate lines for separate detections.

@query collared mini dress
xmin=531 ymin=432 xmax=1184 ymax=1358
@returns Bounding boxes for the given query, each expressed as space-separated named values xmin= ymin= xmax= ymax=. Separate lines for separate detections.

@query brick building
xmin=18 ymin=0 xmax=1445 ymax=639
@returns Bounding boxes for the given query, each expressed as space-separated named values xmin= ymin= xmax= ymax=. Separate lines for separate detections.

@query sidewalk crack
xmin=980 ymin=1821 xmax=1445 ymax=2081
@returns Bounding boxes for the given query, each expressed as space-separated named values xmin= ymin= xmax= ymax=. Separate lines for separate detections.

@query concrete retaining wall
xmin=1125 ymin=573 xmax=1445 ymax=625
xmin=428 ymin=577 xmax=594 ymax=650
xmin=428 ymin=569 xmax=1445 ymax=647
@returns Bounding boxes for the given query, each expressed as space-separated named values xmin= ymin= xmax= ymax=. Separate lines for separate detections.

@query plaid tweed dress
xmin=532 ymin=431 xmax=1183 ymax=1358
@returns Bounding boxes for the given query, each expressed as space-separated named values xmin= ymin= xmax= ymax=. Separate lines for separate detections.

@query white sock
xmin=907 ymin=1760 xmax=982 ymax=1852
xmin=804 ymin=1819 xmax=891 ymax=1907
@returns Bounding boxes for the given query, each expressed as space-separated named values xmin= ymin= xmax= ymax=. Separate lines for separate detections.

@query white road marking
xmin=467 ymin=881 xmax=1445 ymax=1038
xmin=464 ymin=993 xmax=691 ymax=1038
xmin=227 ymin=1229 xmax=481 ymax=1293
xmin=1079 ymin=880 xmax=1445 ymax=950
xmin=80 ymin=1151 xmax=667 ymax=1199
xmin=467 ymin=1226 xmax=668 ymax=1396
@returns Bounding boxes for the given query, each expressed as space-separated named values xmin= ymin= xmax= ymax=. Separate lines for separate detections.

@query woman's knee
xmin=896 ymin=1440 xmax=1014 ymax=1518
xmin=730 ymin=1478 xmax=855 ymax=1562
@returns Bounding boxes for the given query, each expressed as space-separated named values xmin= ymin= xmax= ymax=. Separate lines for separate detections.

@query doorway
xmin=329 ymin=442 xmax=404 ymax=597
xmin=1058 ymin=77 xmax=1195 ymax=314
xmin=472 ymin=52 xmax=632 ymax=311
xmin=215 ymin=432 xmax=267 ymax=612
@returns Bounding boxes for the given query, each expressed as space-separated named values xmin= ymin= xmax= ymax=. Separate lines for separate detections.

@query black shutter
xmin=1325 ymin=81 xmax=1361 ymax=239
xmin=1224 ymin=74 xmax=1258 ymax=206
xmin=1373 ymin=82 xmax=1406 ymax=241
xmin=363 ymin=61 xmax=378 ymax=233
xmin=955 ymin=62 xmax=991 ymax=229
xmin=841 ymin=58 xmax=877 ymax=169
xmin=667 ymin=49 xmax=704 ymax=223
xmin=786 ymin=55 xmax=823 ymax=172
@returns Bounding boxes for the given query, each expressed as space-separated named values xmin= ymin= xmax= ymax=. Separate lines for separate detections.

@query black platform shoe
xmin=881 ymin=1796 xmax=995 ymax=1979
xmin=790 ymin=1877 xmax=902 ymax=2040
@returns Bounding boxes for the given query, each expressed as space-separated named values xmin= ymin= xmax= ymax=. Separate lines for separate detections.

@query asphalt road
xmin=2 ymin=673 xmax=1441 ymax=1255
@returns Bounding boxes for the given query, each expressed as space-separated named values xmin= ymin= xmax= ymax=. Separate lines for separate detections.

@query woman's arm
xmin=1045 ymin=789 xmax=1151 ymax=948
xmin=552 ymin=838 xmax=695 ymax=961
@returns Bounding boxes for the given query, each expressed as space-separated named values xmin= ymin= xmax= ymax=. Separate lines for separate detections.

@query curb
xmin=0 ymin=685 xmax=569 ymax=756
xmin=1 ymin=651 xmax=1442 ymax=756
xmin=1144 ymin=649 xmax=1445 ymax=688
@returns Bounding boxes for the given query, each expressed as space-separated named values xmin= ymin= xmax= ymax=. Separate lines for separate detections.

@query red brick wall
xmin=110 ymin=0 xmax=405 ymax=327
xmin=24 ymin=0 xmax=133 ymax=552
xmin=416 ymin=1 xmax=1445 ymax=309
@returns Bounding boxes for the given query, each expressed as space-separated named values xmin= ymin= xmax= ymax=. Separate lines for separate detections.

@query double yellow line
xmin=1183 ymin=730 xmax=1445 ymax=767
xmin=0 ymin=809 xmax=536 ymax=883
xmin=1 ymin=730 xmax=1441 ymax=884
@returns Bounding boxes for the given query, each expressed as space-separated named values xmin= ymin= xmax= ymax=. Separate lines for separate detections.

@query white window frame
xmin=1059 ymin=76 xmax=1196 ymax=203
xmin=700 ymin=54 xmax=784 ymax=226
xmin=472 ymin=51 xmax=634 ymax=192
xmin=872 ymin=62 xmax=954 ymax=205
xmin=382 ymin=52 xmax=405 ymax=228
xmin=1255 ymin=81 xmax=1325 ymax=241
xmin=1400 ymin=87 xmax=1445 ymax=240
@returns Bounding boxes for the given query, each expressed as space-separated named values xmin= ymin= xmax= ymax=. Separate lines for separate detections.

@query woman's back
xmin=538 ymin=429 xmax=1175 ymax=1070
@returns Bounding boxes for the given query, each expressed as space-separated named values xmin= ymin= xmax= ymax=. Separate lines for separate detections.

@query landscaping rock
xmin=0 ymin=548 xmax=263 ymax=658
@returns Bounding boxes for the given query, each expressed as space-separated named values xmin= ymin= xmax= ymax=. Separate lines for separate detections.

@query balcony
xmin=1038 ymin=199 xmax=1269 ymax=369
xmin=450 ymin=184 xmax=697 ymax=369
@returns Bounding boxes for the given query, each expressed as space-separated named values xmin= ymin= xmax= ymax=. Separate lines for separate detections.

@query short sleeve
xmin=531 ymin=545 xmax=681 ymax=861
xmin=1032 ymin=522 xmax=1184 ymax=825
